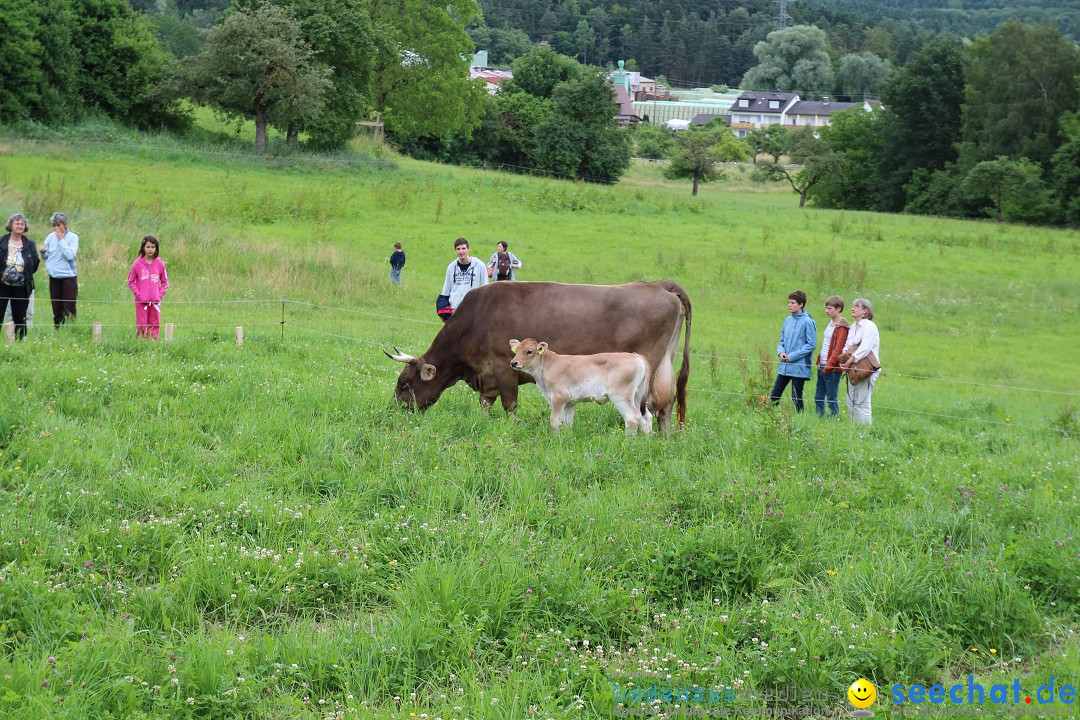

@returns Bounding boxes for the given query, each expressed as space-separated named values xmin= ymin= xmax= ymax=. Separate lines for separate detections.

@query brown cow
xmin=509 ymin=338 xmax=652 ymax=433
xmin=385 ymin=281 xmax=692 ymax=431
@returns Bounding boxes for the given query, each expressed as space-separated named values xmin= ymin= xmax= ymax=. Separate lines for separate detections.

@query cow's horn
xmin=384 ymin=348 xmax=418 ymax=364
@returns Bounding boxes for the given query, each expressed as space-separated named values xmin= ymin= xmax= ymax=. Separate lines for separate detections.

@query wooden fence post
xmin=163 ymin=323 xmax=174 ymax=342
xmin=3 ymin=322 xmax=13 ymax=345
xmin=92 ymin=323 xmax=102 ymax=344
xmin=236 ymin=326 xmax=243 ymax=346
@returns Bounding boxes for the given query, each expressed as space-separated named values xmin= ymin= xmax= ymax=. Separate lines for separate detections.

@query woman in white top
xmin=840 ymin=298 xmax=881 ymax=424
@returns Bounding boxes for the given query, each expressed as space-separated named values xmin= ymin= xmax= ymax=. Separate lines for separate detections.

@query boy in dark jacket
xmin=389 ymin=242 xmax=405 ymax=285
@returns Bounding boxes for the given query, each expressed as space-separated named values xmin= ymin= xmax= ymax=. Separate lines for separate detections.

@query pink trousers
xmin=135 ymin=302 xmax=161 ymax=339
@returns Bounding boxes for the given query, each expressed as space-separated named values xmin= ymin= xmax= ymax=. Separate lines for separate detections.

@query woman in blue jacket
xmin=769 ymin=290 xmax=817 ymax=413
xmin=41 ymin=212 xmax=79 ymax=326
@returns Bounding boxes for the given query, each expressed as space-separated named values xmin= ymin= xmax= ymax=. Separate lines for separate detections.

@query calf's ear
xmin=538 ymin=342 xmax=548 ymax=355
xmin=420 ymin=363 xmax=437 ymax=381
xmin=509 ymin=339 xmax=519 ymax=352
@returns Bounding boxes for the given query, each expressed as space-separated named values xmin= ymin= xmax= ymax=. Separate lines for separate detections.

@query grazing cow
xmin=509 ymin=338 xmax=652 ymax=433
xmin=385 ymin=281 xmax=692 ymax=431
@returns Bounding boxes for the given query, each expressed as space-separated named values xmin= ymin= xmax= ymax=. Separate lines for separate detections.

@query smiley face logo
xmin=848 ymin=679 xmax=877 ymax=713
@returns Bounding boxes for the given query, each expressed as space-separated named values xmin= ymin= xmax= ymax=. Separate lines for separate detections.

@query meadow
xmin=0 ymin=123 xmax=1077 ymax=719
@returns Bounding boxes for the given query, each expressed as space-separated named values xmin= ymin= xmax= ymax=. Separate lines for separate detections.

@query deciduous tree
xmin=757 ymin=129 xmax=842 ymax=208
xmin=1051 ymin=112 xmax=1080 ymax=225
xmin=803 ymin=107 xmax=881 ymax=210
xmin=234 ymin=0 xmax=375 ymax=149
xmin=535 ymin=69 xmax=630 ymax=183
xmin=664 ymin=124 xmax=748 ymax=195
xmin=370 ymin=0 xmax=485 ymax=142
xmin=178 ymin=4 xmax=331 ymax=150
xmin=746 ymin=125 xmax=791 ymax=164
xmin=741 ymin=25 xmax=834 ymax=95
xmin=0 ymin=0 xmax=79 ymax=124
xmin=960 ymin=20 xmax=1080 ymax=168
xmin=962 ymin=156 xmax=1053 ymax=223
xmin=873 ymin=35 xmax=966 ymax=211
xmin=633 ymin=123 xmax=674 ymax=160
xmin=507 ymin=46 xmax=581 ymax=100
xmin=70 ymin=0 xmax=183 ymax=129
xmin=835 ymin=52 xmax=891 ymax=99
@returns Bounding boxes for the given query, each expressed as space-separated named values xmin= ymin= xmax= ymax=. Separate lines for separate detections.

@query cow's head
xmin=509 ymin=338 xmax=547 ymax=373
xmin=384 ymin=347 xmax=443 ymax=410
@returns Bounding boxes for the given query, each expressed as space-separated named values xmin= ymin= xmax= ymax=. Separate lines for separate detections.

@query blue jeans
xmin=770 ymin=374 xmax=807 ymax=412
xmin=390 ymin=267 xmax=402 ymax=285
xmin=814 ymin=366 xmax=842 ymax=417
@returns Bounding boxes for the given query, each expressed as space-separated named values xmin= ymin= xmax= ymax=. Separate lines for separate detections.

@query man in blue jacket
xmin=769 ymin=290 xmax=817 ymax=413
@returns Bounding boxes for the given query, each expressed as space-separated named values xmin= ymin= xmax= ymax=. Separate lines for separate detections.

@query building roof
xmin=472 ymin=71 xmax=511 ymax=84
xmin=614 ymin=85 xmax=637 ymax=118
xmin=691 ymin=113 xmax=729 ymax=126
xmin=733 ymin=91 xmax=799 ymax=113
xmin=787 ymin=99 xmax=859 ymax=116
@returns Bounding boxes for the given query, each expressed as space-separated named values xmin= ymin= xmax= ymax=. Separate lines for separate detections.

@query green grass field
xmin=0 ymin=125 xmax=1076 ymax=719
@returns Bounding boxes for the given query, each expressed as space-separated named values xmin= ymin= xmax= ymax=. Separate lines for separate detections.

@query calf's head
xmin=509 ymin=338 xmax=547 ymax=373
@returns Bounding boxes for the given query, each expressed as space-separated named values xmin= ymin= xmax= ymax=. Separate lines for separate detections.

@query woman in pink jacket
xmin=127 ymin=236 xmax=169 ymax=339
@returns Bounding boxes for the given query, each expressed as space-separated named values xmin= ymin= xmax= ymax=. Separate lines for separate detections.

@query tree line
xmin=1 ymin=0 xmax=484 ymax=151
xmin=749 ymin=21 xmax=1080 ymax=225
xmin=468 ymin=0 xmax=1075 ymax=89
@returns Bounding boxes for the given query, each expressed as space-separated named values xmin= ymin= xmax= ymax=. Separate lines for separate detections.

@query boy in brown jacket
xmin=814 ymin=295 xmax=850 ymax=418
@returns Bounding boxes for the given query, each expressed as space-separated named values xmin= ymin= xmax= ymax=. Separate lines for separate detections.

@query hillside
xmin=0 ymin=133 xmax=1077 ymax=718
xmin=812 ymin=0 xmax=1078 ymax=39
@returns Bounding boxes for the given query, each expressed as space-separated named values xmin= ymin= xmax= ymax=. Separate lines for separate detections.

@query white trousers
xmin=846 ymin=370 xmax=879 ymax=424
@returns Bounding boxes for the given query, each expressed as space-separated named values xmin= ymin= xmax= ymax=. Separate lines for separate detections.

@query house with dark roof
xmin=729 ymin=92 xmax=799 ymax=136
xmin=728 ymin=91 xmax=872 ymax=136
xmin=786 ymin=98 xmax=873 ymax=128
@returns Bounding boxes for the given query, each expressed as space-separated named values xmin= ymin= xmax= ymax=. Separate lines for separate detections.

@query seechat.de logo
xmin=848 ymin=679 xmax=877 ymax=717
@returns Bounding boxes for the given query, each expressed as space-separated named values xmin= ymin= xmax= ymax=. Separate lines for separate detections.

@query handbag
xmin=1 ymin=265 xmax=25 ymax=287
xmin=838 ymin=351 xmax=880 ymax=385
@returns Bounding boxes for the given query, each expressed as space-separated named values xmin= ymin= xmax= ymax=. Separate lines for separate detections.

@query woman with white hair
xmin=41 ymin=212 xmax=79 ymax=326
xmin=840 ymin=298 xmax=880 ymax=424
xmin=0 ymin=213 xmax=41 ymax=340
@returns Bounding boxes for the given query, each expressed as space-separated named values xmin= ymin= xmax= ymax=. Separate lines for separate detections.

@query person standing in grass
xmin=389 ymin=242 xmax=405 ymax=285
xmin=127 ymin=236 xmax=169 ymax=340
xmin=841 ymin=298 xmax=881 ymax=424
xmin=769 ymin=290 xmax=817 ymax=413
xmin=41 ymin=212 xmax=79 ymax=326
xmin=486 ymin=240 xmax=522 ymax=281
xmin=813 ymin=295 xmax=849 ymax=418
xmin=0 ymin=213 xmax=40 ymax=340
xmin=439 ymin=237 xmax=486 ymax=321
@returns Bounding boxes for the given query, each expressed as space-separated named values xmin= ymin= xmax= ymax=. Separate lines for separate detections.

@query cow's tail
xmin=662 ymin=281 xmax=692 ymax=428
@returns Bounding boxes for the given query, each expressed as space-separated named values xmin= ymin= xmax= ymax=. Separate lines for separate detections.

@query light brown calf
xmin=509 ymin=338 xmax=652 ymax=433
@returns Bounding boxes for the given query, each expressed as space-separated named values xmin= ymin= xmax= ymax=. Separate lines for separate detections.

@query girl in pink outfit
xmin=127 ymin=236 xmax=169 ymax=339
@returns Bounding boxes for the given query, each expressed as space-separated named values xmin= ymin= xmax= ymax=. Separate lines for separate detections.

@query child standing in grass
xmin=389 ymin=242 xmax=405 ymax=285
xmin=813 ymin=295 xmax=849 ymax=418
xmin=769 ymin=290 xmax=817 ymax=413
xmin=127 ymin=236 xmax=169 ymax=340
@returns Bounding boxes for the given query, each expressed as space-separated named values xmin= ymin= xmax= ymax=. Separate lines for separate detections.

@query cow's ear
xmin=509 ymin=339 xmax=519 ymax=352
xmin=538 ymin=342 xmax=548 ymax=355
xmin=420 ymin=364 xmax=437 ymax=381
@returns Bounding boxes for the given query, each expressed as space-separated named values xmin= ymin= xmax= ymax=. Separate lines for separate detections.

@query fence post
xmin=236 ymin=326 xmax=243 ymax=346
xmin=92 ymin=323 xmax=102 ymax=344
xmin=3 ymin=322 xmax=13 ymax=345
xmin=163 ymin=323 xmax=174 ymax=342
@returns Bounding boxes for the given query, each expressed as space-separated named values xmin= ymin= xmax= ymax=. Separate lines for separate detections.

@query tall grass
xmin=0 ymin=127 xmax=1076 ymax=718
